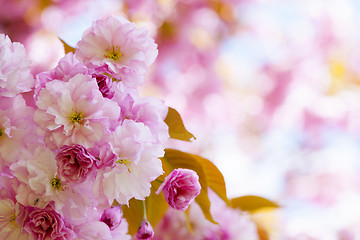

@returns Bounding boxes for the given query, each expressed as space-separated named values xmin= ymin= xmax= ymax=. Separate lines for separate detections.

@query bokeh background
xmin=2 ymin=0 xmax=360 ymax=239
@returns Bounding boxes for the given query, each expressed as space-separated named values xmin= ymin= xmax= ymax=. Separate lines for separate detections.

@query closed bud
xmin=100 ymin=205 xmax=123 ymax=230
xmin=136 ymin=220 xmax=154 ymax=239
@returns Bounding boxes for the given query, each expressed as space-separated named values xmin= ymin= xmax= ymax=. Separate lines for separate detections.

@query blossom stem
xmin=155 ymin=179 xmax=164 ymax=184
xmin=142 ymin=200 xmax=147 ymax=220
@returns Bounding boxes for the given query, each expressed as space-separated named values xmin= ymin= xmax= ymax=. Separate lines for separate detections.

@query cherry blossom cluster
xmin=0 ymin=15 xmax=173 ymax=240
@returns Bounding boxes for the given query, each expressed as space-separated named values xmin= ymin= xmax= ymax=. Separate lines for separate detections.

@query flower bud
xmin=100 ymin=205 xmax=123 ymax=230
xmin=156 ymin=168 xmax=201 ymax=211
xmin=136 ymin=220 xmax=154 ymax=239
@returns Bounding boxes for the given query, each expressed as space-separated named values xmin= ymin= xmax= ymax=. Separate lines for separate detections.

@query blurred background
xmin=2 ymin=0 xmax=360 ymax=239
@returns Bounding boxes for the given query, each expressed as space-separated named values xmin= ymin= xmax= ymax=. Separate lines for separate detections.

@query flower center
xmin=8 ymin=212 xmax=18 ymax=228
xmin=104 ymin=46 xmax=123 ymax=61
xmin=116 ymin=159 xmax=132 ymax=173
xmin=69 ymin=111 xmax=85 ymax=125
xmin=50 ymin=177 xmax=63 ymax=190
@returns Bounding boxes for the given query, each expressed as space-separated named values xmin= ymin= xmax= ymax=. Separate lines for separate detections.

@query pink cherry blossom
xmin=156 ymin=168 xmax=201 ymax=211
xmin=76 ymin=16 xmax=158 ymax=88
xmin=0 ymin=199 xmax=31 ymax=240
xmin=0 ymin=34 xmax=34 ymax=97
xmin=93 ymin=119 xmax=164 ymax=204
xmin=24 ymin=201 xmax=77 ymax=240
xmin=34 ymin=73 xmax=120 ymax=149
xmin=55 ymin=144 xmax=98 ymax=184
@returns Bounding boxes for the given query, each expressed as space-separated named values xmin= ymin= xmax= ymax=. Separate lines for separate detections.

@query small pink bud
xmin=156 ymin=168 xmax=201 ymax=211
xmin=136 ymin=220 xmax=154 ymax=239
xmin=100 ymin=205 xmax=123 ymax=230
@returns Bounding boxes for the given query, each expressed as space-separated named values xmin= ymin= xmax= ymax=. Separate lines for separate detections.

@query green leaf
xmin=59 ymin=38 xmax=76 ymax=54
xmin=121 ymin=199 xmax=144 ymax=235
xmin=161 ymin=149 xmax=219 ymax=224
xmin=230 ymin=196 xmax=280 ymax=213
xmin=164 ymin=107 xmax=196 ymax=141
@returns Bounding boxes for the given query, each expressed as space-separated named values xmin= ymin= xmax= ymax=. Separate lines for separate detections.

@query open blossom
xmin=76 ymin=16 xmax=158 ymax=88
xmin=0 ymin=198 xmax=31 ymax=240
xmin=0 ymin=34 xmax=34 ymax=97
xmin=56 ymin=144 xmax=98 ymax=183
xmin=24 ymin=201 xmax=77 ymax=240
xmin=93 ymin=119 xmax=164 ymax=204
xmin=156 ymin=168 xmax=201 ymax=211
xmin=34 ymin=73 xmax=120 ymax=149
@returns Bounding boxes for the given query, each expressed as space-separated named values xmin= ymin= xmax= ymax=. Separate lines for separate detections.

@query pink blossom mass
xmin=3 ymin=0 xmax=356 ymax=238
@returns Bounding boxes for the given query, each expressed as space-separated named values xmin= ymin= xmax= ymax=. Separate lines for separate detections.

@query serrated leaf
xmin=230 ymin=196 xmax=280 ymax=213
xmin=59 ymin=38 xmax=76 ymax=54
xmin=194 ymin=186 xmax=216 ymax=224
xmin=192 ymin=154 xmax=229 ymax=205
xmin=164 ymin=107 xmax=196 ymax=141
xmin=161 ymin=149 xmax=217 ymax=224
xmin=121 ymin=199 xmax=144 ymax=235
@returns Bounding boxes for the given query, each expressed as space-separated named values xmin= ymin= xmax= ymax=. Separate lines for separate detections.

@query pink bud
xmin=136 ymin=220 xmax=154 ymax=239
xmin=100 ymin=205 xmax=123 ymax=231
xmin=156 ymin=168 xmax=201 ymax=211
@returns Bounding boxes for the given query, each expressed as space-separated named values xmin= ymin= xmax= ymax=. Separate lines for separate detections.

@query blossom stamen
xmin=8 ymin=213 xmax=18 ymax=228
xmin=51 ymin=177 xmax=63 ymax=191
xmin=69 ymin=111 xmax=85 ymax=125
xmin=116 ymin=159 xmax=132 ymax=173
xmin=104 ymin=46 xmax=123 ymax=61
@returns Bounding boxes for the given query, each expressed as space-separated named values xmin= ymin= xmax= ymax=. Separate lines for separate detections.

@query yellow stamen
xmin=116 ymin=159 xmax=132 ymax=173
xmin=104 ymin=46 xmax=123 ymax=61
xmin=9 ymin=213 xmax=18 ymax=228
xmin=51 ymin=177 xmax=63 ymax=190
xmin=69 ymin=111 xmax=85 ymax=125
